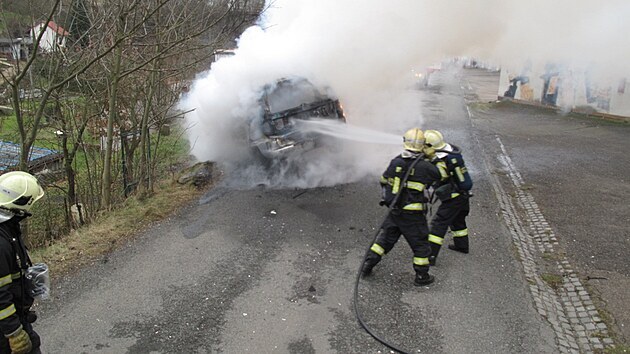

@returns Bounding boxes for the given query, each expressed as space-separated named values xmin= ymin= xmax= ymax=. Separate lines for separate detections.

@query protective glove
xmin=6 ymin=325 xmax=32 ymax=354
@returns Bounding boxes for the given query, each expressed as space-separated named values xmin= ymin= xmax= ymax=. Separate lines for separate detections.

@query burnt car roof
xmin=249 ymin=77 xmax=345 ymax=159
xmin=262 ymin=77 xmax=326 ymax=113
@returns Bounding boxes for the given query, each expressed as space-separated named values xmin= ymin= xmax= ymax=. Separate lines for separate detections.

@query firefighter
xmin=0 ymin=171 xmax=45 ymax=354
xmin=424 ymin=130 xmax=473 ymax=266
xmin=362 ymin=128 xmax=441 ymax=286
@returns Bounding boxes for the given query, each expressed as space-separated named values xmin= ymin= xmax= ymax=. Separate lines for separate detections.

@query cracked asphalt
xmin=32 ymin=67 xmax=630 ymax=353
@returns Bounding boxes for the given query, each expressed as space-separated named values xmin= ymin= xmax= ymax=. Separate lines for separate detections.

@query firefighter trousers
xmin=428 ymin=195 xmax=470 ymax=257
xmin=364 ymin=211 xmax=431 ymax=276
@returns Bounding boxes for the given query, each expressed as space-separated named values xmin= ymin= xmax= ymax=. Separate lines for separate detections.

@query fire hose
xmin=352 ymin=153 xmax=425 ymax=354
xmin=352 ymin=147 xmax=457 ymax=353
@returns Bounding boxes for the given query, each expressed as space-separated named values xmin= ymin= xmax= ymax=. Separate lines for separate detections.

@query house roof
xmin=0 ymin=38 xmax=23 ymax=45
xmin=47 ymin=21 xmax=70 ymax=36
xmin=34 ymin=21 xmax=70 ymax=37
xmin=0 ymin=140 xmax=63 ymax=172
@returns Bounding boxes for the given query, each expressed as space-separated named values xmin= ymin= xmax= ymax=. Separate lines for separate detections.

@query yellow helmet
xmin=424 ymin=129 xmax=446 ymax=150
xmin=402 ymin=128 xmax=425 ymax=152
xmin=0 ymin=171 xmax=45 ymax=213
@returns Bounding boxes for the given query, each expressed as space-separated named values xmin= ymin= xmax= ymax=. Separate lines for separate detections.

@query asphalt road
xmin=462 ymin=68 xmax=630 ymax=346
xmin=30 ymin=68 xmax=587 ymax=353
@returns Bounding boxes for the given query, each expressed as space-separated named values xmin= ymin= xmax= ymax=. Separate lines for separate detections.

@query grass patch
xmin=541 ymin=273 xmax=563 ymax=290
xmin=591 ymin=331 xmax=608 ymax=339
xmin=520 ymin=183 xmax=535 ymax=191
xmin=492 ymin=169 xmax=508 ymax=177
xmin=605 ymin=345 xmax=630 ymax=353
xmin=468 ymin=102 xmax=496 ymax=113
xmin=541 ymin=251 xmax=565 ymax=262
xmin=509 ymin=244 xmax=522 ymax=262
xmin=29 ymin=178 xmax=210 ymax=277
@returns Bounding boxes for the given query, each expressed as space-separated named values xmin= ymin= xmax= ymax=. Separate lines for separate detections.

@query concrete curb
xmin=497 ymin=96 xmax=630 ymax=124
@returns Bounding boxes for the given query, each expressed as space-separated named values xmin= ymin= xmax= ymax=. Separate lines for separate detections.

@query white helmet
xmin=0 ymin=171 xmax=45 ymax=214
xmin=402 ymin=128 xmax=425 ymax=152
xmin=424 ymin=130 xmax=446 ymax=150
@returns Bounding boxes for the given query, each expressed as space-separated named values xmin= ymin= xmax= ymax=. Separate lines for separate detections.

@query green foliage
xmin=0 ymin=114 xmax=20 ymax=142
xmin=28 ymin=185 xmax=69 ymax=247
xmin=0 ymin=113 xmax=66 ymax=149
xmin=0 ymin=0 xmax=50 ymax=36
xmin=541 ymin=273 xmax=563 ymax=290
xmin=605 ymin=345 xmax=630 ymax=353
xmin=152 ymin=123 xmax=190 ymax=172
xmin=2 ymin=0 xmax=265 ymax=271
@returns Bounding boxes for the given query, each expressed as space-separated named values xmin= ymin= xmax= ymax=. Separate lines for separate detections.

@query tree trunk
xmin=101 ymin=44 xmax=123 ymax=209
xmin=138 ymin=69 xmax=158 ymax=196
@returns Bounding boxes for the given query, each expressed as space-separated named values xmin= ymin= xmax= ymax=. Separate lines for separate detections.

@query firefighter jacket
xmin=433 ymin=144 xmax=473 ymax=201
xmin=0 ymin=218 xmax=34 ymax=336
xmin=380 ymin=153 xmax=441 ymax=212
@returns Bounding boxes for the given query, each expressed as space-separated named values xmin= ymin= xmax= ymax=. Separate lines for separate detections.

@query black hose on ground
xmin=353 ymin=224 xmax=411 ymax=354
xmin=353 ymin=153 xmax=427 ymax=354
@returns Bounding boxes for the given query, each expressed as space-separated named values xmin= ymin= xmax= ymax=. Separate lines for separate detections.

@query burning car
xmin=248 ymin=77 xmax=345 ymax=159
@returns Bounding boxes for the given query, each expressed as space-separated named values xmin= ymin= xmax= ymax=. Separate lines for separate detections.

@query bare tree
xmin=0 ymin=0 xmax=265 ymax=243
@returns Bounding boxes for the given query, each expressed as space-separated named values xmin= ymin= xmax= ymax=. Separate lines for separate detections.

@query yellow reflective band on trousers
xmin=0 ymin=304 xmax=16 ymax=320
xmin=402 ymin=203 xmax=424 ymax=211
xmin=392 ymin=177 xmax=401 ymax=194
xmin=452 ymin=228 xmax=468 ymax=237
xmin=414 ymin=257 xmax=430 ymax=266
xmin=0 ymin=274 xmax=12 ymax=288
xmin=451 ymin=193 xmax=460 ymax=199
xmin=428 ymin=234 xmax=443 ymax=245
xmin=405 ymin=181 xmax=425 ymax=192
xmin=370 ymin=243 xmax=385 ymax=256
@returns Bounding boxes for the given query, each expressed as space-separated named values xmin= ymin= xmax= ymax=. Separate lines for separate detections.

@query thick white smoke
xmin=180 ymin=0 xmax=630 ymax=188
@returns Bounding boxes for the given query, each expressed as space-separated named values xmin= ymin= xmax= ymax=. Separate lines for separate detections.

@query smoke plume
xmin=180 ymin=0 xmax=630 ymax=188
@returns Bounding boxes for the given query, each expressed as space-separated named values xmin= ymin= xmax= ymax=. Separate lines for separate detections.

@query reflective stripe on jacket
xmin=0 ymin=220 xmax=33 ymax=336
xmin=381 ymin=154 xmax=441 ymax=212
xmin=433 ymin=145 xmax=473 ymax=200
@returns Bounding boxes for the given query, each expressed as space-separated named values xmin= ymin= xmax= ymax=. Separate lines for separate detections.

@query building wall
xmin=498 ymin=66 xmax=630 ymax=117
xmin=32 ymin=24 xmax=65 ymax=52
xmin=0 ymin=41 xmax=24 ymax=60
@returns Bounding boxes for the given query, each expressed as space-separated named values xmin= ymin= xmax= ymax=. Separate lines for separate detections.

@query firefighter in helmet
xmin=424 ymin=130 xmax=473 ymax=265
xmin=362 ymin=128 xmax=441 ymax=286
xmin=0 ymin=171 xmax=45 ymax=354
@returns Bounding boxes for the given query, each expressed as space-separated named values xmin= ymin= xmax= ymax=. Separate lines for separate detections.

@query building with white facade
xmin=30 ymin=21 xmax=69 ymax=52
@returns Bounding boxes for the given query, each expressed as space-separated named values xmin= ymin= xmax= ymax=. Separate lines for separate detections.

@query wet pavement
xmin=457 ymin=67 xmax=630 ymax=351
xmin=32 ymin=67 xmax=630 ymax=353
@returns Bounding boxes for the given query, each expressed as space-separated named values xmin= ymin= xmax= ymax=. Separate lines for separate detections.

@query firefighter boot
xmin=448 ymin=235 xmax=469 ymax=254
xmin=413 ymin=264 xmax=434 ymax=286
xmin=414 ymin=272 xmax=435 ymax=286
xmin=362 ymin=253 xmax=381 ymax=277
xmin=361 ymin=261 xmax=374 ymax=277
